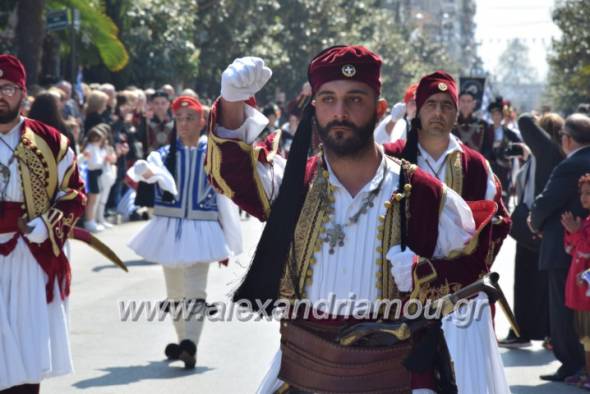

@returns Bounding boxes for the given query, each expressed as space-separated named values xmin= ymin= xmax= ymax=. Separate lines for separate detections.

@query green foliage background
xmin=547 ymin=0 xmax=590 ymax=113
xmin=3 ymin=0 xmax=461 ymax=104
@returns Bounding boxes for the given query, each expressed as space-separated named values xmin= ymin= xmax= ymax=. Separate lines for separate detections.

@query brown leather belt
xmin=278 ymin=320 xmax=412 ymax=394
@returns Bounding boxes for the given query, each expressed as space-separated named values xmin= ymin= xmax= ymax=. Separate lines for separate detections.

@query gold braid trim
xmin=57 ymin=132 xmax=69 ymax=163
xmin=16 ymin=127 xmax=57 ymax=219
xmin=206 ymin=132 xmax=272 ymax=218
xmin=279 ymin=164 xmax=326 ymax=299
xmin=280 ymin=157 xmax=408 ymax=307
xmin=251 ymin=145 xmax=272 ymax=218
xmin=61 ymin=161 xmax=76 ymax=190
xmin=42 ymin=207 xmax=64 ymax=256
xmin=445 ymin=150 xmax=463 ymax=195
xmin=205 ymin=132 xmax=237 ymax=198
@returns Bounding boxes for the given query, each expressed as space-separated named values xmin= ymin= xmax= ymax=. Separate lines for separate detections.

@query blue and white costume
xmin=128 ymin=135 xmax=242 ymax=265
xmin=127 ymin=135 xmax=241 ymax=353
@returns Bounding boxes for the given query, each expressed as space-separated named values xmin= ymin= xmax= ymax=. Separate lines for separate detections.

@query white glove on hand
xmin=24 ymin=217 xmax=49 ymax=244
xmin=390 ymin=102 xmax=407 ymax=122
xmin=221 ymin=57 xmax=272 ymax=102
xmin=133 ymin=160 xmax=150 ymax=178
xmin=386 ymin=245 xmax=416 ymax=292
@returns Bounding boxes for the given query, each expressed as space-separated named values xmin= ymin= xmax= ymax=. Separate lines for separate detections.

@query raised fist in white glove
xmin=390 ymin=102 xmax=407 ymax=122
xmin=221 ymin=57 xmax=272 ymax=102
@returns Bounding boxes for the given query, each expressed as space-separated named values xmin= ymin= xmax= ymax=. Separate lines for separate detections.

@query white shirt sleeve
xmin=374 ymin=115 xmax=392 ymax=145
xmin=214 ymin=105 xmax=269 ymax=144
xmin=484 ymin=160 xmax=497 ymax=201
xmin=84 ymin=143 xmax=105 ymax=170
xmin=433 ymin=185 xmax=476 ymax=258
xmin=126 ymin=151 xmax=178 ymax=196
xmin=215 ymin=105 xmax=285 ymax=202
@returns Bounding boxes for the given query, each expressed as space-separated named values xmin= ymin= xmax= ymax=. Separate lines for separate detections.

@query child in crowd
xmin=82 ymin=124 xmax=115 ymax=232
xmin=561 ymin=173 xmax=590 ymax=389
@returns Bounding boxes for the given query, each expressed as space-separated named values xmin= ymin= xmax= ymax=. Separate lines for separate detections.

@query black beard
xmin=0 ymin=104 xmax=20 ymax=124
xmin=316 ymin=114 xmax=376 ymax=157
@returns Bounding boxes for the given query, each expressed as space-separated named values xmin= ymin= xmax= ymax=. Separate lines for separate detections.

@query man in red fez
xmin=384 ymin=70 xmax=512 ymax=392
xmin=206 ymin=47 xmax=500 ymax=393
xmin=127 ymin=95 xmax=242 ymax=370
xmin=0 ymin=54 xmax=86 ymax=393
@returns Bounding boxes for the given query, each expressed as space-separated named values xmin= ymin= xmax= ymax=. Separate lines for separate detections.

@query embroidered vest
xmin=154 ymin=138 xmax=219 ymax=220
xmin=279 ymin=157 xmax=418 ymax=312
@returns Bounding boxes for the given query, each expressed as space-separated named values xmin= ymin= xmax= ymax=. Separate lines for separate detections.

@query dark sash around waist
xmin=278 ymin=319 xmax=413 ymax=394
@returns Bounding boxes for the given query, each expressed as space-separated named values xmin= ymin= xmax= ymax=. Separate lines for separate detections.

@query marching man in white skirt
xmin=0 ymin=55 xmax=86 ymax=393
xmin=127 ymin=95 xmax=242 ymax=369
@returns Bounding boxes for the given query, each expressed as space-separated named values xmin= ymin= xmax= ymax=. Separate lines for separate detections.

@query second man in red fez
xmin=0 ymin=54 xmax=86 ymax=393
xmin=384 ymin=69 xmax=512 ymax=392
xmin=206 ymin=47 xmax=505 ymax=393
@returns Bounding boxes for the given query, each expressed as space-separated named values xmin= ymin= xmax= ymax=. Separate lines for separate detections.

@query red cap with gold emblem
xmin=307 ymin=45 xmax=382 ymax=95
xmin=0 ymin=54 xmax=27 ymax=90
xmin=171 ymin=95 xmax=202 ymax=114
xmin=415 ymin=70 xmax=458 ymax=113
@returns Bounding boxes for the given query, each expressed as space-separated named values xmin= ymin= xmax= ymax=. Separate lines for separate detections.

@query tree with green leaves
xmin=1 ymin=0 xmax=128 ymax=86
xmin=547 ymin=0 xmax=590 ymax=113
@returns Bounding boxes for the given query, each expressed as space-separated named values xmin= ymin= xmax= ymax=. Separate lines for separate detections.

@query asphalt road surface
xmin=42 ymin=217 xmax=585 ymax=393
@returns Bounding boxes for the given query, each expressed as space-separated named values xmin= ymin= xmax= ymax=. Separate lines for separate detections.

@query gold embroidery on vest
xmin=445 ymin=151 xmax=463 ymax=195
xmin=280 ymin=157 xmax=416 ymax=309
xmin=15 ymin=128 xmax=57 ymax=219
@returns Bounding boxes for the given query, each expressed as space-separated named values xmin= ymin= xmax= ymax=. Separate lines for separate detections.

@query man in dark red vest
xmin=0 ymin=55 xmax=86 ymax=393
xmin=384 ymin=70 xmax=511 ymax=299
xmin=205 ymin=47 xmax=504 ymax=393
xmin=383 ymin=70 xmax=512 ymax=393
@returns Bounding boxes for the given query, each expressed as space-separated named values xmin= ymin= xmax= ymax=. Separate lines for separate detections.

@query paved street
xmin=43 ymin=217 xmax=585 ymax=394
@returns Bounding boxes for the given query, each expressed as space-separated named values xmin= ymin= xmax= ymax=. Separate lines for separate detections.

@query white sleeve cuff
xmin=215 ymin=105 xmax=269 ymax=144
xmin=127 ymin=156 xmax=178 ymax=196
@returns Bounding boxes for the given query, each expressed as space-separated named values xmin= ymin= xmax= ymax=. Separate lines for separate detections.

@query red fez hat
xmin=0 ymin=54 xmax=27 ymax=90
xmin=403 ymin=83 xmax=418 ymax=104
xmin=415 ymin=70 xmax=458 ymax=114
xmin=308 ymin=45 xmax=382 ymax=95
xmin=171 ymin=95 xmax=202 ymax=114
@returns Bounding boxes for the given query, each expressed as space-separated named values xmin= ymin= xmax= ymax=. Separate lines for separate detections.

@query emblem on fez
xmin=181 ymin=101 xmax=189 ymax=107
xmin=438 ymin=82 xmax=448 ymax=91
xmin=341 ymin=64 xmax=356 ymax=78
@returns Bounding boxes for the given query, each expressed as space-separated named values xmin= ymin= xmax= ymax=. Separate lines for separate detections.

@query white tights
xmin=162 ymin=263 xmax=210 ymax=345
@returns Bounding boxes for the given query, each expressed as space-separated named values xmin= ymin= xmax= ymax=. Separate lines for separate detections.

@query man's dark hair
xmin=576 ymin=103 xmax=590 ymax=114
xmin=150 ymin=90 xmax=169 ymax=102
xmin=565 ymin=113 xmax=590 ymax=144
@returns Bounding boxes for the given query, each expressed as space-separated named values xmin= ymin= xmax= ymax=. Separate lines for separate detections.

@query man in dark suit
xmin=530 ymin=113 xmax=590 ymax=381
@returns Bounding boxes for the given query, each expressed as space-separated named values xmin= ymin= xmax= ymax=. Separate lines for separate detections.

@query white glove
xmin=133 ymin=160 xmax=150 ymax=178
xmin=220 ymin=57 xmax=272 ymax=102
xmin=390 ymin=102 xmax=407 ymax=122
xmin=24 ymin=217 xmax=49 ymax=244
xmin=386 ymin=245 xmax=416 ymax=292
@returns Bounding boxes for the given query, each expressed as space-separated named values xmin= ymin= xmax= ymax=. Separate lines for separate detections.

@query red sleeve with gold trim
xmin=205 ymin=98 xmax=279 ymax=221
xmin=404 ymin=164 xmax=442 ymax=257
xmin=413 ymin=200 xmax=498 ymax=300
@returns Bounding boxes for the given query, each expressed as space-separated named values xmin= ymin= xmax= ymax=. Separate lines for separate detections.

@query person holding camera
xmin=487 ymin=97 xmax=522 ymax=207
